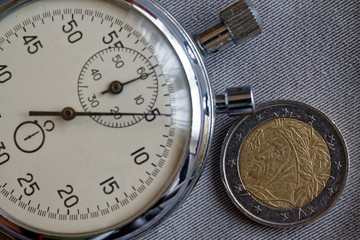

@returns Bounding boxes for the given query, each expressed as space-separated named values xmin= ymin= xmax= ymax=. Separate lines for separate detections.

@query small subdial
xmin=14 ymin=121 xmax=45 ymax=153
xmin=78 ymin=47 xmax=159 ymax=128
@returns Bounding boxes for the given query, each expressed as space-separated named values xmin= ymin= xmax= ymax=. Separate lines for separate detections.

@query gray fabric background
xmin=1 ymin=0 xmax=359 ymax=239
xmin=142 ymin=0 xmax=360 ymax=239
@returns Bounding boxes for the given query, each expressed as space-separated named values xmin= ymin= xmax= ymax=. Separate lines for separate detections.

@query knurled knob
xmin=195 ymin=0 xmax=262 ymax=54
xmin=220 ymin=0 xmax=262 ymax=45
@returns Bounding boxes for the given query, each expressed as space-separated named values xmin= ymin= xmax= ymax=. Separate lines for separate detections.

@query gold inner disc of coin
xmin=239 ymin=118 xmax=331 ymax=210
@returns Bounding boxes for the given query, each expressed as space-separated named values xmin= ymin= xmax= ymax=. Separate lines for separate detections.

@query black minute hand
xmin=29 ymin=107 xmax=169 ymax=121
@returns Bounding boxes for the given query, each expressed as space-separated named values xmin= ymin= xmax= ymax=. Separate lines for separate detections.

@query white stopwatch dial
xmin=0 ymin=0 xmax=214 ymax=238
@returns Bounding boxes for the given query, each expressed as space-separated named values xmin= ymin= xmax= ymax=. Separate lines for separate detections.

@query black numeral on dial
xmin=88 ymin=94 xmax=100 ymax=108
xmin=145 ymin=108 xmax=161 ymax=122
xmin=23 ymin=36 xmax=43 ymax=54
xmin=100 ymin=177 xmax=120 ymax=195
xmin=103 ymin=30 xmax=124 ymax=48
xmin=57 ymin=185 xmax=79 ymax=208
xmin=0 ymin=65 xmax=12 ymax=83
xmin=91 ymin=69 xmax=102 ymax=81
xmin=132 ymin=147 xmax=149 ymax=165
xmin=62 ymin=20 xmax=83 ymax=44
xmin=0 ymin=141 xmax=10 ymax=165
xmin=17 ymin=173 xmax=40 ymax=196
xmin=112 ymin=54 xmax=125 ymax=69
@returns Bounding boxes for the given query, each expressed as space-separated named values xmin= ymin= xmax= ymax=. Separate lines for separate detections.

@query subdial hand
xmin=24 ymin=131 xmax=40 ymax=141
xmin=101 ymin=72 xmax=153 ymax=95
xmin=29 ymin=107 xmax=170 ymax=121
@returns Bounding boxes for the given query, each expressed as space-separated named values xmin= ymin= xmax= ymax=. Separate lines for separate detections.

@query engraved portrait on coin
xmin=239 ymin=118 xmax=331 ymax=210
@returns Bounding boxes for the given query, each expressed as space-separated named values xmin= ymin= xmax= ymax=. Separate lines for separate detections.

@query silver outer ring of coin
xmin=220 ymin=100 xmax=349 ymax=227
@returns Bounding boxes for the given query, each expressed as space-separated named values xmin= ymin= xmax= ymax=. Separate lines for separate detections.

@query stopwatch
xmin=0 ymin=0 xmax=261 ymax=239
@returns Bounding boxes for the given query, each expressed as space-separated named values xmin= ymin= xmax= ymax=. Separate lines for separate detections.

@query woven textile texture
xmin=1 ymin=0 xmax=359 ymax=239
xmin=141 ymin=0 xmax=360 ymax=239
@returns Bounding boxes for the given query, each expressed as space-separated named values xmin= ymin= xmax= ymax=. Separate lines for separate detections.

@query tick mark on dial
xmin=133 ymin=53 xmax=139 ymax=62
xmin=99 ymin=54 xmax=104 ymax=62
xmin=149 ymin=64 xmax=158 ymax=70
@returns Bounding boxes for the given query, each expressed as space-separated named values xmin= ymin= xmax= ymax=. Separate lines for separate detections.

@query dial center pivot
xmin=109 ymin=81 xmax=123 ymax=94
xmin=61 ymin=107 xmax=76 ymax=121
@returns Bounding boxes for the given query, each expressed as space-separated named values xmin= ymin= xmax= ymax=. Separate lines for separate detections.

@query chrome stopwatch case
xmin=0 ymin=0 xmax=261 ymax=239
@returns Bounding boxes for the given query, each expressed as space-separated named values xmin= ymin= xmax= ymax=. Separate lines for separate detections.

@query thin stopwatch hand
xmin=29 ymin=107 xmax=170 ymax=121
xmin=24 ymin=131 xmax=40 ymax=141
xmin=101 ymin=72 xmax=154 ymax=95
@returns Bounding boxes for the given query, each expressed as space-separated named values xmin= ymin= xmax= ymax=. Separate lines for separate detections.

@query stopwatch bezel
xmin=0 ymin=0 xmax=214 ymax=239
